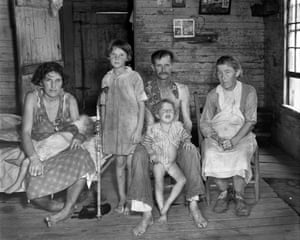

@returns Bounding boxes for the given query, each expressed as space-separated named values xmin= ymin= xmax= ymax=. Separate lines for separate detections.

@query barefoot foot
xmin=157 ymin=214 xmax=167 ymax=224
xmin=189 ymin=201 xmax=208 ymax=228
xmin=123 ymin=204 xmax=130 ymax=216
xmin=132 ymin=211 xmax=153 ymax=236
xmin=44 ymin=207 xmax=74 ymax=228
xmin=114 ymin=199 xmax=126 ymax=214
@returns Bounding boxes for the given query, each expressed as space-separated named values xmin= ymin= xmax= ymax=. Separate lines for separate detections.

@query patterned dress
xmin=26 ymin=89 xmax=95 ymax=200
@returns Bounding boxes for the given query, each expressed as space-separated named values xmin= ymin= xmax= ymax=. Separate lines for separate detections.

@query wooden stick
xmin=96 ymin=105 xmax=102 ymax=219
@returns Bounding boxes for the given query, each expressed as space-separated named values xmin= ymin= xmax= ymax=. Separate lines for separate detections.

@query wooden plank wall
xmin=15 ymin=6 xmax=61 ymax=66
xmin=14 ymin=0 xmax=62 ymax=106
xmin=134 ymin=0 xmax=265 ymax=109
xmin=0 ymin=0 xmax=16 ymax=113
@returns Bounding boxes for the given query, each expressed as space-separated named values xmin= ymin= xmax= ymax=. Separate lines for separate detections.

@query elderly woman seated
xmin=200 ymin=56 xmax=258 ymax=217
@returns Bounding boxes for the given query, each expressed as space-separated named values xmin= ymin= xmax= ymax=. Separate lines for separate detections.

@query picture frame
xmin=172 ymin=0 xmax=186 ymax=8
xmin=173 ymin=19 xmax=195 ymax=38
xmin=199 ymin=0 xmax=231 ymax=15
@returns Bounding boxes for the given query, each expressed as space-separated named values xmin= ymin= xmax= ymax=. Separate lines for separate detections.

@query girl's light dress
xmin=101 ymin=67 xmax=147 ymax=155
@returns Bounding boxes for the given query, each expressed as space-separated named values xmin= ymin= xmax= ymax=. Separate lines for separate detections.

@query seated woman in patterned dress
xmin=21 ymin=62 xmax=95 ymax=227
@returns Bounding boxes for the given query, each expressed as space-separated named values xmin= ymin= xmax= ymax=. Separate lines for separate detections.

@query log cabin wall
xmin=264 ymin=1 xmax=300 ymax=160
xmin=134 ymin=0 xmax=265 ymax=110
xmin=0 ymin=0 xmax=17 ymax=113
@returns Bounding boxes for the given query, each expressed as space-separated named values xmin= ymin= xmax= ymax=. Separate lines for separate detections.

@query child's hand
xmin=149 ymin=153 xmax=159 ymax=164
xmin=95 ymin=120 xmax=101 ymax=134
xmin=183 ymin=142 xmax=195 ymax=151
xmin=131 ymin=129 xmax=142 ymax=144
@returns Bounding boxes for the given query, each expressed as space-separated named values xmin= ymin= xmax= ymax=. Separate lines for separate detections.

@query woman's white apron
xmin=202 ymin=81 xmax=257 ymax=183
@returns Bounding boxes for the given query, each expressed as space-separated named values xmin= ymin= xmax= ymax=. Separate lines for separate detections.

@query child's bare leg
xmin=115 ymin=155 xmax=127 ymax=213
xmin=153 ymin=163 xmax=166 ymax=223
xmin=5 ymin=158 xmax=30 ymax=194
xmin=160 ymin=163 xmax=186 ymax=221
xmin=124 ymin=154 xmax=133 ymax=215
xmin=126 ymin=154 xmax=133 ymax=193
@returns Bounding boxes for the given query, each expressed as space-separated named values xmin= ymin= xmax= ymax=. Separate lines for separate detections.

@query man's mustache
xmin=159 ymin=72 xmax=169 ymax=75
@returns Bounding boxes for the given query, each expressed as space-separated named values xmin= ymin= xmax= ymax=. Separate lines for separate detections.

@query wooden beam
xmin=15 ymin=0 xmax=49 ymax=8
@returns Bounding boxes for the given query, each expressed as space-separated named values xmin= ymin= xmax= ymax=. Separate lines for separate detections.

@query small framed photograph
xmin=199 ymin=0 xmax=231 ymax=15
xmin=172 ymin=0 xmax=186 ymax=8
xmin=173 ymin=19 xmax=195 ymax=38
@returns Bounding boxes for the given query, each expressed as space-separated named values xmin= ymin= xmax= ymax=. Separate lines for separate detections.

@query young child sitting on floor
xmin=4 ymin=115 xmax=94 ymax=193
xmin=142 ymin=99 xmax=196 ymax=223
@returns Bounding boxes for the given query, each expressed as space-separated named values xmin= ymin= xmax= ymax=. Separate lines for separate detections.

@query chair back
xmin=193 ymin=92 xmax=206 ymax=146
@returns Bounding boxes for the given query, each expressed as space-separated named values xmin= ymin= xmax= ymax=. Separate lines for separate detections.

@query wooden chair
xmin=193 ymin=92 xmax=260 ymax=206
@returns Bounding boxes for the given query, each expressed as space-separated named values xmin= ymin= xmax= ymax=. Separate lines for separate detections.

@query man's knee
xmin=132 ymin=145 xmax=149 ymax=165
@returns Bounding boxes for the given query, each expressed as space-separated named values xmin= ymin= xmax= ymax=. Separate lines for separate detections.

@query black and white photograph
xmin=0 ymin=0 xmax=299 ymax=240
xmin=173 ymin=18 xmax=195 ymax=38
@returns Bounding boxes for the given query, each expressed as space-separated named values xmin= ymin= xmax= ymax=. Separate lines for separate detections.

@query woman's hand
xmin=131 ymin=129 xmax=142 ymax=144
xmin=220 ymin=139 xmax=233 ymax=151
xmin=70 ymin=138 xmax=82 ymax=149
xmin=183 ymin=142 xmax=195 ymax=151
xmin=29 ymin=155 xmax=44 ymax=177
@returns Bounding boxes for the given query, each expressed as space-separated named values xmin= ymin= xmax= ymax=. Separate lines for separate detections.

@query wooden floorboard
xmin=0 ymin=145 xmax=299 ymax=240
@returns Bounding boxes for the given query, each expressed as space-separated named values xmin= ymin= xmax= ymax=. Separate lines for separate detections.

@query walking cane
xmin=96 ymin=104 xmax=102 ymax=219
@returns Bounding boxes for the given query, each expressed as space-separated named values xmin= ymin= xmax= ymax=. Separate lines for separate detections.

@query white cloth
xmin=202 ymin=81 xmax=256 ymax=183
xmin=131 ymin=200 xmax=152 ymax=212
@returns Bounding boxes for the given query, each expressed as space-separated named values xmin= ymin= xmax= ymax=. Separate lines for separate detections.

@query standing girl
xmin=99 ymin=40 xmax=147 ymax=214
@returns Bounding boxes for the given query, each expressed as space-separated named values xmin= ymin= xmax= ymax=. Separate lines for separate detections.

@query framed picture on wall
xmin=172 ymin=0 xmax=186 ymax=8
xmin=173 ymin=19 xmax=195 ymax=38
xmin=199 ymin=0 xmax=231 ymax=15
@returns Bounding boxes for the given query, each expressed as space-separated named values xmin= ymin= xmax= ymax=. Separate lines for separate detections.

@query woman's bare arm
xmin=22 ymin=92 xmax=44 ymax=176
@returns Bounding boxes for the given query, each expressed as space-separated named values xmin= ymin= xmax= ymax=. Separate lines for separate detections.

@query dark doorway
xmin=61 ymin=0 xmax=134 ymax=115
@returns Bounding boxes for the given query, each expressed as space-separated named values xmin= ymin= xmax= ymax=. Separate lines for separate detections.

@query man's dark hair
xmin=151 ymin=49 xmax=174 ymax=64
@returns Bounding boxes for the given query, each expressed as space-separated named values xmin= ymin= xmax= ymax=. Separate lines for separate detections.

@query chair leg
xmin=254 ymin=147 xmax=260 ymax=202
xmin=255 ymin=178 xmax=260 ymax=202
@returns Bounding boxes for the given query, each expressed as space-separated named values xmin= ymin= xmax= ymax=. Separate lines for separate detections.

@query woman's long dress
xmin=200 ymin=81 xmax=257 ymax=183
xmin=26 ymin=90 xmax=95 ymax=200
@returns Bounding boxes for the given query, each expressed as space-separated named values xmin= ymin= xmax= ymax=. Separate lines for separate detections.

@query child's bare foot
xmin=123 ymin=204 xmax=130 ymax=216
xmin=157 ymin=214 xmax=167 ymax=224
xmin=4 ymin=183 xmax=21 ymax=194
xmin=132 ymin=211 xmax=153 ymax=236
xmin=44 ymin=207 xmax=74 ymax=228
xmin=114 ymin=200 xmax=126 ymax=214
xmin=189 ymin=201 xmax=208 ymax=228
